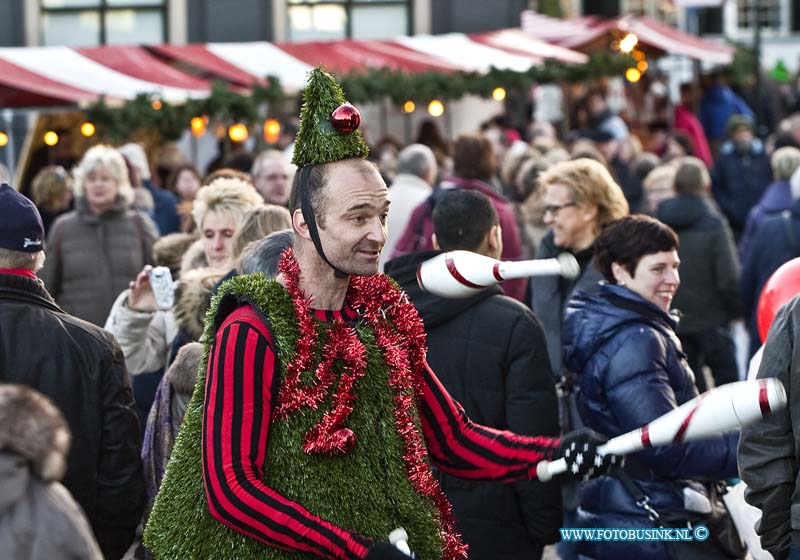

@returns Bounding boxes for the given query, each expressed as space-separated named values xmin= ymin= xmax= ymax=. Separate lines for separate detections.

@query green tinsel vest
xmin=144 ymin=274 xmax=444 ymax=559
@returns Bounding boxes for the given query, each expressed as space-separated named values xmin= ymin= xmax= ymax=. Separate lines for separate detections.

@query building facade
xmin=5 ymin=0 xmax=528 ymax=48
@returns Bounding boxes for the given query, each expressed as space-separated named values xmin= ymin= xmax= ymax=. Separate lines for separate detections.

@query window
xmin=40 ymin=0 xmax=166 ymax=46
xmin=287 ymin=0 xmax=410 ymax=42
xmin=736 ymin=0 xmax=783 ymax=32
xmin=697 ymin=7 xmax=723 ymax=35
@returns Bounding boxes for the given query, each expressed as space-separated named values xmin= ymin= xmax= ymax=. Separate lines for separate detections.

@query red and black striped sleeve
xmin=417 ymin=360 xmax=561 ymax=481
xmin=202 ymin=305 xmax=373 ymax=559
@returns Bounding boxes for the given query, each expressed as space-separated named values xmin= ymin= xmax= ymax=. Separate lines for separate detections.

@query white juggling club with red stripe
xmin=416 ymin=250 xmax=580 ymax=299
xmin=537 ymin=378 xmax=787 ymax=482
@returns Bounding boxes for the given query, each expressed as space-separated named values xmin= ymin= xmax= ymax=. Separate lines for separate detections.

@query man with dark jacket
xmin=0 ymin=183 xmax=144 ymax=559
xmin=657 ymin=157 xmax=742 ymax=391
xmin=739 ymin=294 xmax=800 ymax=560
xmin=385 ymin=189 xmax=562 ymax=559
xmin=712 ymin=115 xmax=772 ymax=240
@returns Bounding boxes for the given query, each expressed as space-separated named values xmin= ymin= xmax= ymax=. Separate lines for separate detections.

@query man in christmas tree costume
xmin=144 ymin=68 xmax=616 ymax=560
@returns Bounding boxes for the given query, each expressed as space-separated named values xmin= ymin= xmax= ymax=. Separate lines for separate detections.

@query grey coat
xmin=0 ymin=453 xmax=102 ymax=560
xmin=40 ymin=197 xmax=158 ymax=326
xmin=739 ymin=294 xmax=800 ymax=560
xmin=530 ymin=230 xmax=604 ymax=376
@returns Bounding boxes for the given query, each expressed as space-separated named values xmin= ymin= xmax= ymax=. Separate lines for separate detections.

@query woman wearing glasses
xmin=530 ymin=157 xmax=629 ymax=379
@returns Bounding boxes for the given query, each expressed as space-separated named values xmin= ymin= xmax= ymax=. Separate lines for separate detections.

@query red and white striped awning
xmin=0 ymin=30 xmax=588 ymax=108
xmin=522 ymin=11 xmax=733 ymax=65
xmin=0 ymin=45 xmax=210 ymax=106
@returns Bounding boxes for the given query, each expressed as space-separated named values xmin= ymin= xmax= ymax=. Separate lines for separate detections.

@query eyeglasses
xmin=543 ymin=202 xmax=577 ymax=217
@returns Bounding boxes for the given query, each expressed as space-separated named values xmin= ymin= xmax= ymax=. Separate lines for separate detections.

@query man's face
xmin=732 ymin=127 xmax=754 ymax=149
xmin=255 ymin=159 xmax=291 ymax=206
xmin=542 ymin=182 xmax=598 ymax=251
xmin=317 ymin=162 xmax=390 ymax=276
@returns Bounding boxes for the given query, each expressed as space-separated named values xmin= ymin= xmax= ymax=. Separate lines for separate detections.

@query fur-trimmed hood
xmin=0 ymin=385 xmax=70 ymax=487
xmin=173 ymin=268 xmax=225 ymax=341
xmin=166 ymin=342 xmax=203 ymax=395
xmin=179 ymin=239 xmax=209 ymax=278
xmin=153 ymin=232 xmax=199 ymax=279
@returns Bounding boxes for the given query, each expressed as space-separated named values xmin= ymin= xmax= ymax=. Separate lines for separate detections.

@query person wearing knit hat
xmin=144 ymin=68 xmax=616 ymax=560
xmin=712 ymin=113 xmax=772 ymax=240
xmin=0 ymin=182 xmax=144 ymax=560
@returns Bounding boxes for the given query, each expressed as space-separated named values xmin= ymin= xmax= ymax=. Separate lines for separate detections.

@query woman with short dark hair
xmin=562 ymin=215 xmax=739 ymax=560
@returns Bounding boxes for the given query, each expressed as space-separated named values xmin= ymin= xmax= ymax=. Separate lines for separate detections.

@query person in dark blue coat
xmin=741 ymin=178 xmax=800 ymax=356
xmin=739 ymin=148 xmax=800 ymax=258
xmin=563 ymin=215 xmax=739 ymax=560
xmin=711 ymin=116 xmax=772 ymax=240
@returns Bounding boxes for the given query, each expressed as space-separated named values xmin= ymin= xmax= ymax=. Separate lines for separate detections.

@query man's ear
xmin=484 ymin=224 xmax=503 ymax=259
xmin=292 ymin=209 xmax=312 ymax=241
xmin=431 ymin=233 xmax=440 ymax=251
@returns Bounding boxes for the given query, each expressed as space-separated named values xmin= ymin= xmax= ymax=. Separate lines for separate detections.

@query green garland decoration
xmin=292 ymin=66 xmax=369 ymax=167
xmin=85 ymin=53 xmax=631 ymax=142
xmin=144 ymin=272 xmax=444 ymax=560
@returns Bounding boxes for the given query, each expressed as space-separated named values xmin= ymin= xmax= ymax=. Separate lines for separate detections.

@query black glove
xmin=365 ymin=542 xmax=421 ymax=560
xmin=556 ymin=428 xmax=621 ymax=481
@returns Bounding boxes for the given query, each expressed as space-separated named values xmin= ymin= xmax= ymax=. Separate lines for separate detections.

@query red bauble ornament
xmin=330 ymin=103 xmax=361 ymax=134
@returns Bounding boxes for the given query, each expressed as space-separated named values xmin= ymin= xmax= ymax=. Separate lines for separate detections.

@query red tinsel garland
xmin=276 ymin=249 xmax=467 ymax=560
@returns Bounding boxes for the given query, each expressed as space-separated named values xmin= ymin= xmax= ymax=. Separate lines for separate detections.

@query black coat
xmin=657 ymin=193 xmax=742 ymax=334
xmin=0 ymin=272 xmax=145 ymax=560
xmin=386 ymin=251 xmax=561 ymax=559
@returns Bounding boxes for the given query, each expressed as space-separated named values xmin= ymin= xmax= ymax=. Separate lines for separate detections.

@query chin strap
xmin=299 ymin=164 xmax=348 ymax=279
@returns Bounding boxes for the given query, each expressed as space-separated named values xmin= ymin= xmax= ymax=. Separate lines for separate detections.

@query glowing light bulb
xmin=228 ymin=123 xmax=249 ymax=142
xmin=80 ymin=122 xmax=96 ymax=137
xmin=492 ymin=87 xmax=507 ymax=101
xmin=43 ymin=131 xmax=59 ymax=146
xmin=403 ymin=100 xmax=416 ymax=113
xmin=0 ymin=132 xmax=8 ymax=147
xmin=427 ymin=100 xmax=444 ymax=117
xmin=619 ymin=33 xmax=639 ymax=53
xmin=190 ymin=117 xmax=206 ymax=137
xmin=625 ymin=68 xmax=642 ymax=83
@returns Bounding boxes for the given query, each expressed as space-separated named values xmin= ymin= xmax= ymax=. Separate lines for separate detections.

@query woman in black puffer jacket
xmin=562 ymin=215 xmax=739 ymax=560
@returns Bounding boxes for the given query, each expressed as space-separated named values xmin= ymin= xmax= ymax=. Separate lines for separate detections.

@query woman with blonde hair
xmin=40 ymin=145 xmax=158 ymax=326
xmin=642 ymin=164 xmax=678 ymax=215
xmin=231 ymin=205 xmax=292 ymax=266
xmin=106 ymin=175 xmax=262 ymax=378
xmin=30 ymin=165 xmax=73 ymax=233
xmin=531 ymin=157 xmax=629 ymax=381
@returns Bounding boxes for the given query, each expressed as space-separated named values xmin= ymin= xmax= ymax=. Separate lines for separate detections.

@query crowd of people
xmin=3 ymin=64 xmax=800 ymax=560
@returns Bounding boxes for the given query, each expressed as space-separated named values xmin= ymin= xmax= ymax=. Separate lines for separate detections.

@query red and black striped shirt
xmin=202 ymin=304 xmax=559 ymax=559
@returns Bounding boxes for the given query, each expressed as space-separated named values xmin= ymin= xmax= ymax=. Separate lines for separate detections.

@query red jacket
xmin=674 ymin=104 xmax=713 ymax=168
xmin=389 ymin=177 xmax=527 ymax=302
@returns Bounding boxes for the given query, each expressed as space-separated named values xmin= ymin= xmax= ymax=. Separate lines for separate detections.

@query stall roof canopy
xmin=0 ymin=30 xmax=587 ymax=108
xmin=522 ymin=11 xmax=734 ymax=65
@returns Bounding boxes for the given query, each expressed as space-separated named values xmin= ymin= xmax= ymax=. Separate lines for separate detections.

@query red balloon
xmin=330 ymin=103 xmax=361 ymax=134
xmin=757 ymin=257 xmax=800 ymax=342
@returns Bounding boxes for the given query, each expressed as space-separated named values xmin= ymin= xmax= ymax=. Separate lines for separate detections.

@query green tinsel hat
xmin=292 ymin=67 xmax=369 ymax=167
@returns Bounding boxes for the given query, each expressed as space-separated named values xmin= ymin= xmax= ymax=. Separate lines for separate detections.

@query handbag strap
xmin=613 ymin=467 xmax=665 ymax=527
